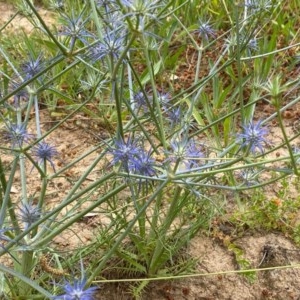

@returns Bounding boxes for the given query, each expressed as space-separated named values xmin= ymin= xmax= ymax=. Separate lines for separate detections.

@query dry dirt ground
xmin=2 ymin=2 xmax=300 ymax=300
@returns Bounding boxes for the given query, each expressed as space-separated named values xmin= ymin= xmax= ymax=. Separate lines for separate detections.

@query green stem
xmin=33 ymin=180 xmax=126 ymax=248
xmin=147 ymin=187 xmax=164 ymax=243
xmin=143 ymin=47 xmax=167 ymax=148
xmin=16 ymin=109 xmax=28 ymax=206
xmin=112 ymin=77 xmax=124 ymax=139
xmin=148 ymin=186 xmax=182 ymax=275
xmin=0 ymin=158 xmax=20 ymax=232
xmin=33 ymin=93 xmax=41 ymax=138
xmin=0 ymin=55 xmax=65 ymax=106
xmin=89 ymin=0 xmax=103 ymax=39
xmin=194 ymin=41 xmax=203 ymax=85
xmin=0 ymin=172 xmax=117 ymax=256
xmin=0 ymin=263 xmax=53 ymax=298
xmin=23 ymin=0 xmax=68 ymax=56
xmin=274 ymin=97 xmax=299 ymax=175
xmin=87 ymin=179 xmax=170 ymax=285
xmin=234 ymin=3 xmax=245 ymax=123
xmin=19 ymin=250 xmax=34 ymax=295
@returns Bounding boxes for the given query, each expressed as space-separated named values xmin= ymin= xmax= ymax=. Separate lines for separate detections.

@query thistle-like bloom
xmin=32 ymin=141 xmax=58 ymax=171
xmin=117 ymin=0 xmax=163 ymax=35
xmin=132 ymin=91 xmax=150 ymax=113
xmin=238 ymin=168 xmax=260 ymax=186
xmin=59 ymin=11 xmax=92 ymax=43
xmin=120 ymin=0 xmax=163 ymax=17
xmin=165 ymin=107 xmax=182 ymax=127
xmin=6 ymin=80 xmax=29 ymax=111
xmin=2 ymin=123 xmax=33 ymax=148
xmin=247 ymin=38 xmax=259 ymax=51
xmin=129 ymin=149 xmax=157 ymax=177
xmin=108 ymin=136 xmax=141 ymax=171
xmin=157 ymin=92 xmax=171 ymax=108
xmin=21 ymin=54 xmax=44 ymax=80
xmin=196 ymin=20 xmax=216 ymax=41
xmin=87 ymin=30 xmax=125 ymax=63
xmin=167 ymin=137 xmax=204 ymax=170
xmin=19 ymin=201 xmax=41 ymax=229
xmin=51 ymin=0 xmax=64 ymax=10
xmin=237 ymin=120 xmax=269 ymax=154
xmin=225 ymin=34 xmax=259 ymax=54
xmin=245 ymin=0 xmax=272 ymax=11
xmin=53 ymin=278 xmax=98 ymax=300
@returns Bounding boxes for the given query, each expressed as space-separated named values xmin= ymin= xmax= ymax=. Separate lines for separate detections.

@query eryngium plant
xmin=0 ymin=0 xmax=297 ymax=298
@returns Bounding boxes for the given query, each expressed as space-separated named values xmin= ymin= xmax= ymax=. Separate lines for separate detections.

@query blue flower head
xmin=9 ymin=83 xmax=29 ymax=110
xmin=129 ymin=149 xmax=157 ymax=177
xmin=59 ymin=10 xmax=92 ymax=44
xmin=50 ymin=0 xmax=64 ymax=10
xmin=245 ymin=0 xmax=272 ymax=11
xmin=21 ymin=54 xmax=44 ymax=80
xmin=53 ymin=278 xmax=98 ymax=300
xmin=108 ymin=136 xmax=157 ymax=178
xmin=32 ymin=141 xmax=58 ymax=171
xmin=133 ymin=91 xmax=149 ymax=113
xmin=196 ymin=20 xmax=216 ymax=41
xmin=120 ymin=0 xmax=163 ymax=16
xmin=157 ymin=92 xmax=171 ymax=108
xmin=87 ymin=30 xmax=125 ymax=63
xmin=109 ymin=136 xmax=141 ymax=171
xmin=238 ymin=168 xmax=260 ymax=186
xmin=19 ymin=201 xmax=42 ymax=230
xmin=165 ymin=106 xmax=182 ymax=127
xmin=237 ymin=120 xmax=269 ymax=154
xmin=293 ymin=146 xmax=300 ymax=164
xmin=167 ymin=137 xmax=205 ymax=170
xmin=3 ymin=123 xmax=33 ymax=148
xmin=247 ymin=38 xmax=259 ymax=51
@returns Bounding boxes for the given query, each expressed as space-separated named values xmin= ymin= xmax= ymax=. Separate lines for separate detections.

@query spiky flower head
xmin=247 ymin=38 xmax=259 ymax=51
xmin=53 ymin=278 xmax=98 ymax=300
xmin=88 ymin=30 xmax=125 ymax=63
xmin=197 ymin=20 xmax=216 ymax=41
xmin=19 ymin=201 xmax=42 ymax=230
xmin=21 ymin=54 xmax=44 ymax=80
xmin=157 ymin=92 xmax=171 ymax=108
xmin=133 ymin=91 xmax=149 ymax=113
xmin=167 ymin=137 xmax=204 ymax=171
xmin=108 ymin=136 xmax=157 ymax=177
xmin=7 ymin=82 xmax=29 ymax=110
xmin=129 ymin=149 xmax=157 ymax=177
xmin=108 ymin=136 xmax=141 ymax=171
xmin=165 ymin=106 xmax=182 ymax=127
xmin=32 ymin=141 xmax=58 ymax=171
xmin=238 ymin=168 xmax=261 ymax=186
xmin=237 ymin=120 xmax=269 ymax=154
xmin=2 ymin=123 xmax=33 ymax=148
xmin=59 ymin=10 xmax=92 ymax=43
xmin=293 ymin=146 xmax=300 ymax=164
xmin=245 ymin=0 xmax=272 ymax=11
xmin=48 ymin=0 xmax=64 ymax=10
xmin=120 ymin=0 xmax=163 ymax=16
